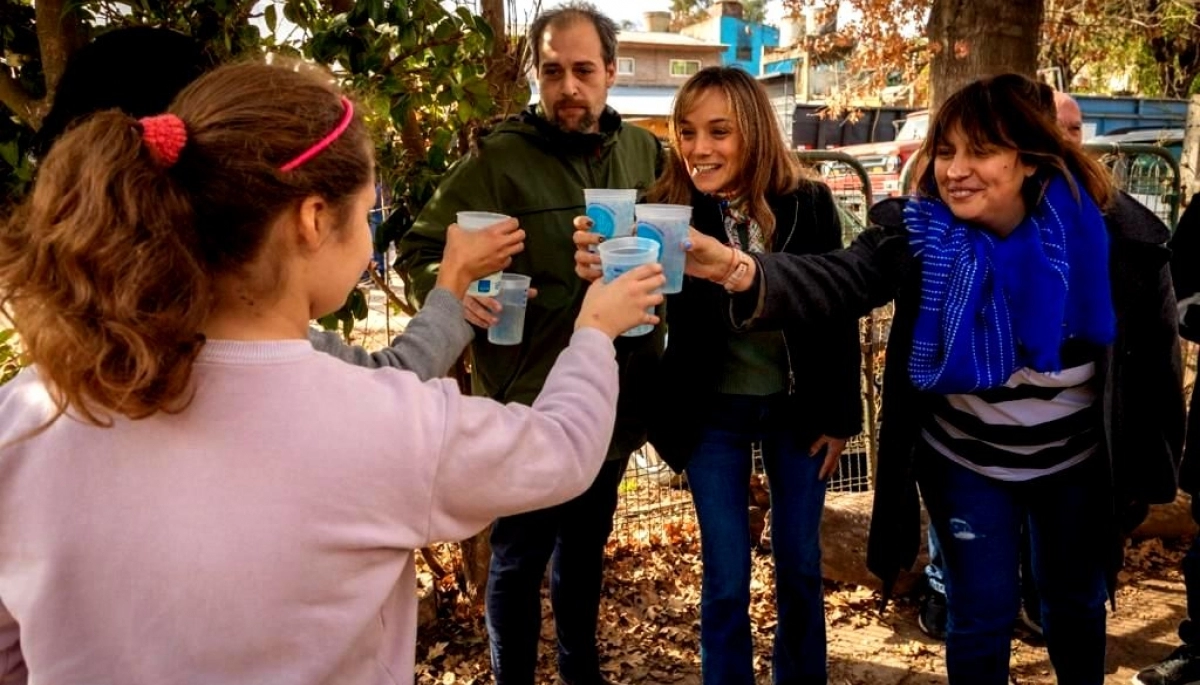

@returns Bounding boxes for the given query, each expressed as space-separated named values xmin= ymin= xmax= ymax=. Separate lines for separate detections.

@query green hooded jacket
xmin=397 ymin=105 xmax=663 ymax=461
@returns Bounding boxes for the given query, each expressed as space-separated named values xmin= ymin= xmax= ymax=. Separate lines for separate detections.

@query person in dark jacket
xmin=1132 ymin=195 xmax=1200 ymax=685
xmin=574 ymin=66 xmax=861 ymax=685
xmin=677 ymin=73 xmax=1184 ymax=685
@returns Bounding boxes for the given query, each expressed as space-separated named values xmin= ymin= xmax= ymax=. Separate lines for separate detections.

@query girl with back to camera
xmin=32 ymin=25 xmax=517 ymax=382
xmin=678 ymin=73 xmax=1184 ymax=685
xmin=575 ymin=66 xmax=861 ymax=685
xmin=0 ymin=60 xmax=664 ymax=684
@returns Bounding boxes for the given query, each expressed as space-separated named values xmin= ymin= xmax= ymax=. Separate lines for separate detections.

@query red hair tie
xmin=139 ymin=114 xmax=187 ymax=169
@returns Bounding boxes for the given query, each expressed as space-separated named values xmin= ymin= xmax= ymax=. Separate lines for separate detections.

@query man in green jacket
xmin=396 ymin=4 xmax=661 ymax=684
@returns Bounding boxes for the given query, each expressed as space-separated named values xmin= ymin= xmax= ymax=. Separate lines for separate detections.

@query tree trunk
xmin=481 ymin=0 xmax=529 ymax=120
xmin=1181 ymin=94 xmax=1200 ymax=201
xmin=450 ymin=351 xmax=492 ymax=608
xmin=927 ymin=0 xmax=1045 ymax=110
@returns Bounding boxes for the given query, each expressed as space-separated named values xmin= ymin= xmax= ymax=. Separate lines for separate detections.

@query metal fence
xmin=1083 ymin=142 xmax=1182 ymax=230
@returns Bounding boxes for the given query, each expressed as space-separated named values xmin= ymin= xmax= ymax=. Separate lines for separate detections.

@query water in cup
xmin=489 ymin=274 xmax=531 ymax=346
xmin=633 ymin=204 xmax=691 ymax=294
xmin=456 ymin=210 xmax=510 ymax=297
xmin=597 ymin=236 xmax=660 ymax=337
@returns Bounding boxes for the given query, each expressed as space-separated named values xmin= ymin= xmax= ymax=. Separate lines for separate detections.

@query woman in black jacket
xmin=574 ymin=67 xmax=862 ymax=685
xmin=679 ymin=73 xmax=1184 ymax=685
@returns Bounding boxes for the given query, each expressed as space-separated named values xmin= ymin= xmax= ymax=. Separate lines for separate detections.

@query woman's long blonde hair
xmin=647 ymin=66 xmax=807 ymax=242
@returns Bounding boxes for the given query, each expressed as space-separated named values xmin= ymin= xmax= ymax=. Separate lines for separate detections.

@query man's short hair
xmin=527 ymin=2 xmax=619 ymax=69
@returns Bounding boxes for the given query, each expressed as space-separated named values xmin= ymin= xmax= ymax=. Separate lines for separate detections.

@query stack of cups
xmin=597 ymin=236 xmax=660 ymax=337
xmin=633 ymin=204 xmax=692 ymax=294
xmin=488 ymin=273 xmax=531 ymax=345
xmin=456 ymin=211 xmax=510 ymax=297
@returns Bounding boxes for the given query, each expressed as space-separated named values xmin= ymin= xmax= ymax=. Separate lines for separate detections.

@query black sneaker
xmin=917 ymin=587 xmax=947 ymax=641
xmin=1134 ymin=645 xmax=1200 ymax=685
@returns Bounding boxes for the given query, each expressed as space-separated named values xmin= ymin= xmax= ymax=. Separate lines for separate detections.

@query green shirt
xmin=717 ymin=329 xmax=788 ymax=396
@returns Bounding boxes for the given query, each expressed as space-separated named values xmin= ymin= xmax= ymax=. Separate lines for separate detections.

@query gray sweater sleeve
xmin=307 ymin=287 xmax=473 ymax=381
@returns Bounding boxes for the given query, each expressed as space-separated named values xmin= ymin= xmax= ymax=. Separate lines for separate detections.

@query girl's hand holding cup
xmin=438 ymin=217 xmax=525 ymax=299
xmin=576 ymin=263 xmax=664 ymax=339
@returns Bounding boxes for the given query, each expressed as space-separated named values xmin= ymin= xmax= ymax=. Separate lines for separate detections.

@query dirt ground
xmin=411 ymin=533 xmax=1191 ymax=685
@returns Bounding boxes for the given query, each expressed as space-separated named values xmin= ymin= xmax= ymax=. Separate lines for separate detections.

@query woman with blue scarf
xmin=679 ymin=73 xmax=1185 ymax=684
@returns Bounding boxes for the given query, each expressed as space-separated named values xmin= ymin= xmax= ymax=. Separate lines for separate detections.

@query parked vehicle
xmin=821 ymin=110 xmax=928 ymax=205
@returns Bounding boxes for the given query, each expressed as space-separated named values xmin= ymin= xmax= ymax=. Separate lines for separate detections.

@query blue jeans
xmin=485 ymin=456 xmax=627 ymax=685
xmin=686 ymin=394 xmax=829 ymax=685
xmin=917 ymin=448 xmax=1108 ymax=685
xmin=925 ymin=518 xmax=1040 ymax=622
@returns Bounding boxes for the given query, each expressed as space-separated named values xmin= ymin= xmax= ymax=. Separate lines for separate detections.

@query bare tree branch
xmin=0 ymin=68 xmax=44 ymax=129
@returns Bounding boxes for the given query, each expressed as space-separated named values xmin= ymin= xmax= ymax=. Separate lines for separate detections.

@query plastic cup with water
xmin=634 ymin=203 xmax=691 ymax=294
xmin=584 ymin=189 xmax=637 ymax=241
xmin=583 ymin=189 xmax=637 ymax=272
xmin=456 ymin=211 xmax=510 ymax=297
xmin=597 ymin=236 xmax=660 ymax=337
xmin=488 ymin=274 xmax=531 ymax=346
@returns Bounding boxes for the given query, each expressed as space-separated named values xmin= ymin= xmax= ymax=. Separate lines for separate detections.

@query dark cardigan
xmin=737 ymin=192 xmax=1185 ymax=602
xmin=647 ymin=181 xmax=864 ymax=473
xmin=1170 ymin=195 xmax=1200 ymax=494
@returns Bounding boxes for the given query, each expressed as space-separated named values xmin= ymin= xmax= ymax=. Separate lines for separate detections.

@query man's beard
xmin=551 ymin=104 xmax=598 ymax=133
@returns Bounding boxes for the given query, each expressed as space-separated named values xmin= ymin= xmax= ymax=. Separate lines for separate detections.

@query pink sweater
xmin=0 ymin=329 xmax=619 ymax=684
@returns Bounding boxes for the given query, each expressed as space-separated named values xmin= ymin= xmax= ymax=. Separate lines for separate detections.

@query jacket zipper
xmin=777 ymin=196 xmax=800 ymax=396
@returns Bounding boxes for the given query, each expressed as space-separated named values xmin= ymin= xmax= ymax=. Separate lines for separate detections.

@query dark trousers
xmin=1179 ymin=495 xmax=1200 ymax=646
xmin=918 ymin=450 xmax=1109 ymax=685
xmin=485 ymin=456 xmax=628 ymax=685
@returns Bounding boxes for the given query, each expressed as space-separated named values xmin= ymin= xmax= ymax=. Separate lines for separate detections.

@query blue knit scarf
xmin=906 ymin=173 xmax=1116 ymax=394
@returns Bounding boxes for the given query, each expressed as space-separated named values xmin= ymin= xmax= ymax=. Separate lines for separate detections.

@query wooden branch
xmin=34 ymin=0 xmax=84 ymax=96
xmin=367 ymin=269 xmax=416 ymax=317
xmin=0 ymin=69 xmax=43 ymax=129
xmin=418 ymin=547 xmax=451 ymax=580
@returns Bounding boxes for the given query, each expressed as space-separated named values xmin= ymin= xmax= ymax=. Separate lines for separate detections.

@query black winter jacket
xmin=648 ymin=182 xmax=863 ymax=472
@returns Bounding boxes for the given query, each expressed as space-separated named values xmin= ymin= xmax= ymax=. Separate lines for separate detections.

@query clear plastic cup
xmin=597 ymin=236 xmax=660 ymax=337
xmin=488 ymin=274 xmax=531 ymax=346
xmin=456 ymin=211 xmax=510 ymax=297
xmin=634 ymin=203 xmax=691 ymax=294
xmin=584 ymin=189 xmax=637 ymax=241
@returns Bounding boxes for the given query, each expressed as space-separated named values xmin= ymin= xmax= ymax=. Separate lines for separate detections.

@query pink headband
xmin=139 ymin=114 xmax=187 ymax=168
xmin=279 ymin=96 xmax=355 ymax=172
